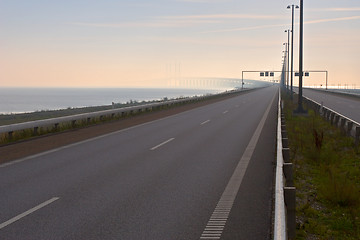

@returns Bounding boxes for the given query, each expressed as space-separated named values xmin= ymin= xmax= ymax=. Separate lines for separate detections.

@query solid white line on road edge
xmin=150 ymin=138 xmax=175 ymax=151
xmin=201 ymin=120 xmax=211 ymax=125
xmin=222 ymin=110 xmax=228 ymax=114
xmin=199 ymin=89 xmax=277 ymax=240
xmin=0 ymin=197 xmax=60 ymax=230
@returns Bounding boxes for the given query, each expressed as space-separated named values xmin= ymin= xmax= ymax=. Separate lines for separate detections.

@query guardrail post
xmin=355 ymin=126 xmax=360 ymax=147
xmin=321 ymin=108 xmax=326 ymax=117
xmin=313 ymin=101 xmax=318 ymax=110
xmin=319 ymin=102 xmax=324 ymax=115
xmin=282 ymin=130 xmax=288 ymax=139
xmin=340 ymin=118 xmax=346 ymax=133
xmin=54 ymin=123 xmax=59 ymax=131
xmin=8 ymin=131 xmax=13 ymax=141
xmin=326 ymin=110 xmax=331 ymax=121
xmin=33 ymin=127 xmax=39 ymax=136
xmin=347 ymin=121 xmax=353 ymax=136
xmin=281 ymin=115 xmax=285 ymax=122
xmin=282 ymin=148 xmax=290 ymax=163
xmin=334 ymin=115 xmax=340 ymax=126
xmin=284 ymin=187 xmax=296 ymax=240
xmin=315 ymin=102 xmax=320 ymax=113
xmin=283 ymin=162 xmax=294 ymax=187
xmin=282 ymin=138 xmax=289 ymax=148
xmin=330 ymin=112 xmax=335 ymax=124
xmin=72 ymin=120 xmax=76 ymax=128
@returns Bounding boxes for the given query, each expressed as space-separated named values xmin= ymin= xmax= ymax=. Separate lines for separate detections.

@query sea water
xmin=0 ymin=88 xmax=224 ymax=114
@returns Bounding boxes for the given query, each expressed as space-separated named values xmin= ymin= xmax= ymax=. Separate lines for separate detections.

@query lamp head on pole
xmin=287 ymin=5 xmax=299 ymax=9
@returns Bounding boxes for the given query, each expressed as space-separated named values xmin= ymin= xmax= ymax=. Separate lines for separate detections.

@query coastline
xmin=0 ymin=87 xmax=225 ymax=115
xmin=0 ymin=96 xmax=194 ymax=126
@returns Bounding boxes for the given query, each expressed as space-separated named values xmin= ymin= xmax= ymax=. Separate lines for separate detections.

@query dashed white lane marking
xmin=222 ymin=110 xmax=228 ymax=114
xmin=0 ymin=106 xmax=198 ymax=168
xmin=199 ymin=90 xmax=277 ymax=240
xmin=201 ymin=120 xmax=211 ymax=125
xmin=0 ymin=197 xmax=60 ymax=230
xmin=150 ymin=138 xmax=175 ymax=151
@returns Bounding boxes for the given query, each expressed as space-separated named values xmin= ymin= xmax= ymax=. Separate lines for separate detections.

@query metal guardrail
xmin=0 ymin=97 xmax=196 ymax=138
xmin=308 ymin=88 xmax=360 ymax=98
xmin=274 ymin=89 xmax=360 ymax=239
xmin=274 ymin=90 xmax=296 ymax=240
xmin=274 ymin=90 xmax=287 ymax=239
xmin=326 ymin=90 xmax=360 ymax=97
xmin=290 ymin=87 xmax=360 ymax=145
xmin=302 ymin=96 xmax=360 ymax=146
xmin=0 ymin=89 xmax=249 ymax=139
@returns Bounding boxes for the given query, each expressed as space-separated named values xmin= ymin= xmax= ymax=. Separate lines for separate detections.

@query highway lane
xmin=0 ymin=86 xmax=278 ymax=239
xmin=301 ymin=88 xmax=360 ymax=123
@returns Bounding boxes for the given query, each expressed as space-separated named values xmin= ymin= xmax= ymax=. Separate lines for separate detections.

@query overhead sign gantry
xmin=241 ymin=70 xmax=328 ymax=90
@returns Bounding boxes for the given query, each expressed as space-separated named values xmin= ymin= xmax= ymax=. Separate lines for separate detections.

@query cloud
xmin=315 ymin=7 xmax=360 ymax=12
xmin=202 ymin=23 xmax=288 ymax=33
xmin=175 ymin=0 xmax=231 ymax=2
xmin=71 ymin=13 xmax=284 ymax=29
xmin=71 ymin=19 xmax=219 ymax=28
xmin=145 ymin=35 xmax=279 ymax=47
xmin=305 ymin=16 xmax=360 ymax=24
xmin=161 ymin=14 xmax=285 ymax=20
xmin=202 ymin=16 xmax=360 ymax=34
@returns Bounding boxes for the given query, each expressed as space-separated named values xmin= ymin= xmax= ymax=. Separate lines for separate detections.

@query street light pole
xmin=287 ymin=4 xmax=299 ymax=99
xmin=281 ymin=59 xmax=286 ymax=87
xmin=283 ymin=43 xmax=288 ymax=88
xmin=285 ymin=29 xmax=290 ymax=91
xmin=295 ymin=0 xmax=306 ymax=113
xmin=282 ymin=49 xmax=285 ymax=87
xmin=281 ymin=53 xmax=286 ymax=87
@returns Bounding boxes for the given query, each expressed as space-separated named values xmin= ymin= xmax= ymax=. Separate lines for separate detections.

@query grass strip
xmin=282 ymin=91 xmax=360 ymax=240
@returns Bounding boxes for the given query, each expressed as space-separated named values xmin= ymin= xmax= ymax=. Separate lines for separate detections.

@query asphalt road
xmin=301 ymin=88 xmax=360 ymax=123
xmin=0 ymin=86 xmax=278 ymax=240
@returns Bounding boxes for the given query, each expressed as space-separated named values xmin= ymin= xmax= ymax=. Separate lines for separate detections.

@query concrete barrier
xmin=274 ymin=90 xmax=296 ymax=240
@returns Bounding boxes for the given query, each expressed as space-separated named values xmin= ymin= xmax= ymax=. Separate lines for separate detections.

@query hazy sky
xmin=0 ymin=0 xmax=359 ymax=88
